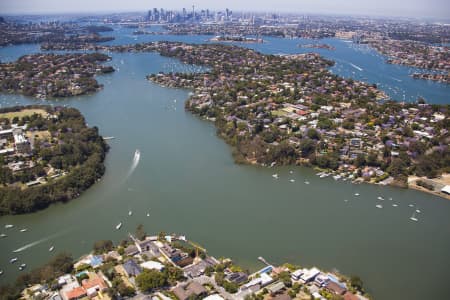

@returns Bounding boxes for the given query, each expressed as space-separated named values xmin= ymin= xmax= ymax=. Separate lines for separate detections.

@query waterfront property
xmin=0 ymin=105 xmax=109 ymax=215
xmin=7 ymin=233 xmax=370 ymax=300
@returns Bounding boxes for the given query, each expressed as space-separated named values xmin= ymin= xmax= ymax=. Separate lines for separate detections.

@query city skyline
xmin=1 ymin=0 xmax=450 ymax=20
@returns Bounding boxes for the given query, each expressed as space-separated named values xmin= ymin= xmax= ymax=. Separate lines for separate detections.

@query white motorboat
xmin=354 ymin=193 xmax=360 ymax=196
xmin=10 ymin=258 xmax=18 ymax=263
xmin=4 ymin=225 xmax=13 ymax=229
xmin=116 ymin=223 xmax=122 ymax=230
xmin=128 ymin=211 xmax=132 ymax=216
xmin=410 ymin=212 xmax=418 ymax=222
xmin=49 ymin=246 xmax=55 ymax=252
xmin=376 ymin=204 xmax=383 ymax=209
xmin=20 ymin=229 xmax=28 ymax=232
xmin=289 ymin=179 xmax=295 ymax=183
xmin=272 ymin=174 xmax=279 ymax=179
xmin=19 ymin=264 xmax=26 ymax=271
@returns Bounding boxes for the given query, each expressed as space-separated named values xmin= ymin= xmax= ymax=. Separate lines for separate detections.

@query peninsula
xmin=39 ymin=41 xmax=450 ymax=198
xmin=0 ymin=231 xmax=371 ymax=300
xmin=143 ymin=42 xmax=448 ymax=195
xmin=0 ymin=53 xmax=114 ymax=99
xmin=0 ymin=105 xmax=109 ymax=215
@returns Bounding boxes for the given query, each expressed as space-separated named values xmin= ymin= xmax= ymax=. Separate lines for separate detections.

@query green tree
xmin=136 ymin=269 xmax=167 ymax=292
xmin=307 ymin=128 xmax=320 ymax=140
xmin=93 ymin=240 xmax=114 ymax=254
xmin=135 ymin=224 xmax=146 ymax=241
xmin=350 ymin=275 xmax=364 ymax=292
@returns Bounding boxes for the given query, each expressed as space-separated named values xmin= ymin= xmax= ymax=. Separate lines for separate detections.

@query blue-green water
xmin=0 ymin=30 xmax=449 ymax=300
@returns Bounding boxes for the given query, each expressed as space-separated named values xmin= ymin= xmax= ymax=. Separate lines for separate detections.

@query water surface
xmin=0 ymin=34 xmax=449 ymax=300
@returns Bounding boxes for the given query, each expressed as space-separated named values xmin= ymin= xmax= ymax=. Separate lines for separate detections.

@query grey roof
xmin=123 ymin=260 xmax=142 ymax=277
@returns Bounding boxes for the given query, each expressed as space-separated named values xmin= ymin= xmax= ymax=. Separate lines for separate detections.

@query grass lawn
xmin=0 ymin=108 xmax=48 ymax=120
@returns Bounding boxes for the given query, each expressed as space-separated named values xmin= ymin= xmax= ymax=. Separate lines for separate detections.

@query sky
xmin=1 ymin=0 xmax=449 ymax=19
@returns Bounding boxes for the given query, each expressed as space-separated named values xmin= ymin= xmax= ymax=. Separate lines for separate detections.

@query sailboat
xmin=410 ymin=211 xmax=418 ymax=222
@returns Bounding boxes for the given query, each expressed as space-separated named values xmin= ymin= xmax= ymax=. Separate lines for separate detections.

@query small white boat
xmin=409 ymin=204 xmax=414 ymax=208
xmin=377 ymin=197 xmax=384 ymax=201
xmin=0 ymin=270 xmax=3 ymax=276
xmin=410 ymin=211 xmax=418 ymax=222
xmin=389 ymin=197 xmax=393 ymax=201
xmin=19 ymin=264 xmax=26 ymax=271
xmin=344 ymin=199 xmax=349 ymax=202
xmin=0 ymin=233 xmax=6 ymax=238
xmin=128 ymin=211 xmax=132 ymax=216
xmin=116 ymin=223 xmax=122 ymax=230
xmin=416 ymin=209 xmax=421 ymax=213
xmin=20 ymin=229 xmax=27 ymax=232
xmin=146 ymin=213 xmax=150 ymax=217
xmin=376 ymin=204 xmax=383 ymax=209
xmin=354 ymin=193 xmax=360 ymax=196
xmin=304 ymin=181 xmax=310 ymax=185
xmin=289 ymin=179 xmax=295 ymax=183
xmin=289 ymin=170 xmax=293 ymax=174
xmin=10 ymin=258 xmax=18 ymax=263
xmin=272 ymin=174 xmax=279 ymax=179
xmin=333 ymin=175 xmax=341 ymax=180
xmin=49 ymin=246 xmax=54 ymax=252
xmin=4 ymin=225 xmax=13 ymax=229
xmin=392 ymin=204 xmax=398 ymax=207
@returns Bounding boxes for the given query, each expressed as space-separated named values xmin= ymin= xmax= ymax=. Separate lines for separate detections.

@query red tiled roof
xmin=82 ymin=274 xmax=108 ymax=290
xmin=65 ymin=287 xmax=87 ymax=300
xmin=343 ymin=292 xmax=359 ymax=300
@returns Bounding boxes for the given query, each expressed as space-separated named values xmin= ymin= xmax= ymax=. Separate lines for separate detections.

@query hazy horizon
xmin=1 ymin=0 xmax=450 ymax=20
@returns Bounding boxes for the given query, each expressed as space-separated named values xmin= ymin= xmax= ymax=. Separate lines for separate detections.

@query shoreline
xmin=407 ymin=175 xmax=450 ymax=200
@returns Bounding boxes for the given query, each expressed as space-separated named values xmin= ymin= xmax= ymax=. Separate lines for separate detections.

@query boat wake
xmin=125 ymin=149 xmax=141 ymax=181
xmin=349 ymin=63 xmax=363 ymax=71
xmin=12 ymin=230 xmax=69 ymax=253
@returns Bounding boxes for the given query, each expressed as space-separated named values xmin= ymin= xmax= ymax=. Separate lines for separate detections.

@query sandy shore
xmin=408 ymin=174 xmax=450 ymax=200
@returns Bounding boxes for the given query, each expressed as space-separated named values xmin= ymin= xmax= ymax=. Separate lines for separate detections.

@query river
xmin=0 ymin=28 xmax=450 ymax=300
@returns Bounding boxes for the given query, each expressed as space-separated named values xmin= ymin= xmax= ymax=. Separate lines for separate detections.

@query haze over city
xmin=1 ymin=0 xmax=450 ymax=19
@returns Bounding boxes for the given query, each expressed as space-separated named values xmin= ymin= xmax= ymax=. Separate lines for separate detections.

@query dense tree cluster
xmin=0 ymin=105 xmax=109 ymax=215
